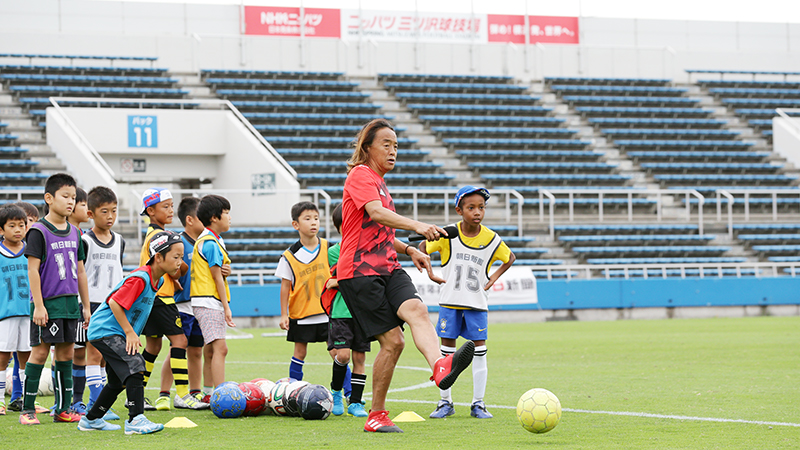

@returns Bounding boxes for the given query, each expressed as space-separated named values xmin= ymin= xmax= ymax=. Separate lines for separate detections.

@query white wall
xmin=1 ymin=1 xmax=798 ymax=81
xmin=773 ymin=117 xmax=800 ymax=168
xmin=46 ymin=106 xmax=299 ymax=224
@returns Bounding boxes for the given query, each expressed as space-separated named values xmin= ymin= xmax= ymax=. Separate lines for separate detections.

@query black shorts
xmin=30 ymin=318 xmax=79 ymax=347
xmin=90 ymin=334 xmax=146 ymax=382
xmin=180 ymin=312 xmax=205 ymax=348
xmin=338 ymin=269 xmax=420 ymax=340
xmin=327 ymin=318 xmax=371 ymax=353
xmin=142 ymin=301 xmax=183 ymax=337
xmin=286 ymin=320 xmax=328 ymax=343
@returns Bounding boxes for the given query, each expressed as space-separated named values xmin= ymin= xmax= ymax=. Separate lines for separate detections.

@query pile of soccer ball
xmin=209 ymin=377 xmax=333 ymax=420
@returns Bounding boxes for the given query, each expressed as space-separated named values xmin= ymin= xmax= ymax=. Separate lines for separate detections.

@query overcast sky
xmin=97 ymin=0 xmax=800 ymax=23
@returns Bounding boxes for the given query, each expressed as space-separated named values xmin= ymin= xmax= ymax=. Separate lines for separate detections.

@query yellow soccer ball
xmin=516 ymin=388 xmax=561 ymax=433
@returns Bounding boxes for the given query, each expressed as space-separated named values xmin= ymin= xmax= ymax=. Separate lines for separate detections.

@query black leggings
xmin=85 ymin=369 xmax=144 ymax=421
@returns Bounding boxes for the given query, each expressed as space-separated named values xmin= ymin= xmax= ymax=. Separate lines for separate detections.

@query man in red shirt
xmin=337 ymin=118 xmax=475 ymax=433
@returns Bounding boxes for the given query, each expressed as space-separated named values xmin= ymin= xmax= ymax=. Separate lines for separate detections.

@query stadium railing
xmin=130 ymin=188 xmax=332 ymax=247
xmin=715 ymin=188 xmax=800 ymax=238
xmin=536 ymin=188 xmax=705 ymax=237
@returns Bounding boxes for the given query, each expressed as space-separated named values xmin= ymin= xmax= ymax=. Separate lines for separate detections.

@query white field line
xmin=219 ymin=361 xmax=800 ymax=428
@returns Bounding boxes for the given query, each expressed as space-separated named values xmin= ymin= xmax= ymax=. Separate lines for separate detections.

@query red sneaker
xmin=431 ymin=340 xmax=475 ymax=391
xmin=53 ymin=410 xmax=81 ymax=423
xmin=19 ymin=412 xmax=40 ymax=425
xmin=364 ymin=410 xmax=403 ymax=433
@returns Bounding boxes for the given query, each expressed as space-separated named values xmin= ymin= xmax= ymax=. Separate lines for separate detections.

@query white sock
xmin=100 ymin=366 xmax=107 ymax=384
xmin=18 ymin=369 xmax=25 ymax=389
xmin=439 ymin=345 xmax=456 ymax=402
xmin=472 ymin=345 xmax=488 ymax=404
xmin=86 ymin=365 xmax=103 ymax=387
xmin=0 ymin=368 xmax=6 ymax=398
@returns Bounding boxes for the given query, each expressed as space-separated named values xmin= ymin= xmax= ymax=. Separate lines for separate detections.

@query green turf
xmin=2 ymin=316 xmax=799 ymax=449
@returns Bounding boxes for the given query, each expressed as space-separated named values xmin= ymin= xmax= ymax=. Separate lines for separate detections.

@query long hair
xmin=346 ymin=118 xmax=394 ymax=174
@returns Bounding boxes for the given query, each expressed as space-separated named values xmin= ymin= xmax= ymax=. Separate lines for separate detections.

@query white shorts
xmin=0 ymin=316 xmax=32 ymax=352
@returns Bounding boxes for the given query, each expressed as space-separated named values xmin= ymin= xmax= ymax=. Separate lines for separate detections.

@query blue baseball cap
xmin=140 ymin=187 xmax=173 ymax=216
xmin=454 ymin=185 xmax=490 ymax=208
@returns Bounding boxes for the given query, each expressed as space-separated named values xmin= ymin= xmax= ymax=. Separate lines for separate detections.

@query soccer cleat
xmin=155 ymin=395 xmax=171 ymax=411
xmin=174 ymin=393 xmax=209 ymax=410
xmin=19 ymin=411 xmax=40 ymax=425
xmin=470 ymin=401 xmax=493 ymax=419
xmin=0 ymin=402 xmax=5 ymax=415
xmin=192 ymin=392 xmax=206 ymax=403
xmin=8 ymin=398 xmax=23 ymax=412
xmin=53 ymin=410 xmax=82 ymax=423
xmin=77 ymin=416 xmax=122 ymax=431
xmin=347 ymin=401 xmax=368 ymax=418
xmin=34 ymin=402 xmax=50 ymax=414
xmin=331 ymin=390 xmax=345 ymax=416
xmin=431 ymin=340 xmax=475 ymax=391
xmin=363 ymin=410 xmax=403 ymax=433
xmin=201 ymin=394 xmax=211 ymax=404
xmin=71 ymin=401 xmax=88 ymax=416
xmin=142 ymin=397 xmax=157 ymax=411
xmin=429 ymin=400 xmax=455 ymax=419
xmin=103 ymin=409 xmax=121 ymax=421
xmin=125 ymin=414 xmax=164 ymax=435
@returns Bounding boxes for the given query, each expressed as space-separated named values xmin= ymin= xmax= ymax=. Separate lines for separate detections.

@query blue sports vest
xmin=174 ymin=232 xmax=195 ymax=304
xmin=0 ymin=243 xmax=29 ymax=320
xmin=87 ymin=267 xmax=163 ymax=340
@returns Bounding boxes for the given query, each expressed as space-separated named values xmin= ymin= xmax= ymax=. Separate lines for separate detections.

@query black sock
xmin=331 ymin=356 xmax=348 ymax=391
xmin=124 ymin=373 xmax=145 ymax=421
xmin=72 ymin=364 xmax=86 ymax=405
xmin=350 ymin=373 xmax=367 ymax=405
xmin=86 ymin=384 xmax=124 ymax=421
xmin=190 ymin=389 xmax=201 ymax=396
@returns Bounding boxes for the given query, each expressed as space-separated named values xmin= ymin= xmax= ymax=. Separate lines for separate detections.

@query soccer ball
xmin=268 ymin=381 xmax=291 ymax=416
xmin=6 ymin=368 xmax=53 ymax=396
xmin=238 ymin=382 xmax=268 ymax=416
xmin=516 ymin=388 xmax=561 ymax=433
xmin=282 ymin=380 xmax=310 ymax=417
xmin=253 ymin=379 xmax=276 ymax=415
xmin=298 ymin=384 xmax=333 ymax=420
xmin=210 ymin=384 xmax=247 ymax=419
xmin=215 ymin=381 xmax=239 ymax=390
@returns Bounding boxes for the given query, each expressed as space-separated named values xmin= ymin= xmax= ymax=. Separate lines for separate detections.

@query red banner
xmin=487 ymin=15 xmax=579 ymax=44
xmin=244 ymin=6 xmax=341 ymax=38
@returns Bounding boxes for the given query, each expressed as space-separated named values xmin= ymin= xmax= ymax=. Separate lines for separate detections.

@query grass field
xmin=2 ymin=316 xmax=799 ymax=449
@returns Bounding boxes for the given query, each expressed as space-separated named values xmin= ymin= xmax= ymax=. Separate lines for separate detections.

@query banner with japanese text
xmin=405 ymin=266 xmax=538 ymax=308
xmin=243 ymin=6 xmax=341 ymax=38
xmin=341 ymin=9 xmax=486 ymax=43
xmin=487 ymin=14 xmax=579 ymax=44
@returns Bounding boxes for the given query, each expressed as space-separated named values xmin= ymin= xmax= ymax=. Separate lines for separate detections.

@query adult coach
xmin=337 ymin=118 xmax=475 ymax=433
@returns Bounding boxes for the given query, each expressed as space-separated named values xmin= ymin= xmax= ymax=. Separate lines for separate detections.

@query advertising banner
xmin=487 ymin=14 xmax=579 ymax=44
xmin=341 ymin=9 xmax=486 ymax=43
xmin=405 ymin=266 xmax=538 ymax=308
xmin=244 ymin=6 xmax=341 ymax=38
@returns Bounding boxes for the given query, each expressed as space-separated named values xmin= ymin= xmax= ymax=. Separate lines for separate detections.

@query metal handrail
xmin=539 ymin=190 xmax=556 ymax=240
xmin=227 ymin=261 xmax=800 ymax=282
xmin=393 ymin=188 xmax=525 ymax=237
xmin=715 ymin=188 xmax=800 ymax=224
xmin=48 ymin=97 xmax=117 ymax=179
xmin=131 ymin=188 xmax=331 ymax=246
xmin=538 ymin=188 xmax=705 ymax=235
xmin=716 ymin=190 xmax=735 ymax=239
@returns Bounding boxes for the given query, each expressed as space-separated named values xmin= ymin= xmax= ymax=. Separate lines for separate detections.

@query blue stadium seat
xmin=573 ymin=246 xmax=730 ymax=254
xmin=615 ymin=140 xmax=754 ymax=149
xmin=751 ymin=245 xmax=800 ymax=253
xmin=555 ymin=224 xmax=698 ymax=234
xmin=419 ymin=115 xmax=564 ymax=125
xmin=396 ymin=92 xmax=538 ymax=103
xmin=217 ymin=89 xmax=369 ymax=99
xmin=481 ymin=173 xmax=630 ymax=184
xmin=627 ymin=151 xmax=770 ymax=161
xmin=456 ymin=150 xmax=604 ymax=160
xmin=443 ymin=138 xmax=591 ymax=148
xmin=586 ymin=257 xmax=746 ymax=264
xmin=551 ymin=85 xmax=687 ymax=95
xmin=385 ymin=81 xmax=525 ymax=91
xmin=407 ymin=104 xmax=552 ymax=114
xmin=653 ymin=174 xmax=796 ymax=183
xmin=563 ymin=96 xmax=699 ymax=105
xmin=468 ymin=161 xmax=615 ymax=171
xmin=559 ymin=234 xmax=714 ymax=244
xmin=709 ymin=88 xmax=800 ymax=98
xmin=232 ymin=101 xmax=379 ymax=111
xmin=641 ymin=163 xmax=780 ymax=171
xmin=545 ymin=76 xmax=671 ymax=85
xmin=575 ymin=106 xmax=713 ymax=117
xmin=431 ymin=126 xmax=576 ymax=136
xmin=206 ymin=78 xmax=358 ymax=88
xmin=588 ymin=117 xmax=727 ymax=127
xmin=602 ymin=128 xmax=739 ymax=138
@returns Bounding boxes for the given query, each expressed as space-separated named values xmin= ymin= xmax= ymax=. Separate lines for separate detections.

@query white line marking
xmin=226 ymin=361 xmax=800 ymax=428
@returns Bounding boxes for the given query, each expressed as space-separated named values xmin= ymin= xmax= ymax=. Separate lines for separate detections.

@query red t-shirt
xmin=338 ymin=165 xmax=400 ymax=280
xmin=108 ymin=266 xmax=156 ymax=310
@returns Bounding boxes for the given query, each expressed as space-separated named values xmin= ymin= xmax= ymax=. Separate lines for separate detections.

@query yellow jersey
xmin=190 ymin=229 xmax=231 ymax=303
xmin=283 ymin=239 xmax=329 ymax=320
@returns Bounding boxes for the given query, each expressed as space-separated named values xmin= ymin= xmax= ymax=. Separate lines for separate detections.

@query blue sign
xmin=128 ymin=115 xmax=158 ymax=148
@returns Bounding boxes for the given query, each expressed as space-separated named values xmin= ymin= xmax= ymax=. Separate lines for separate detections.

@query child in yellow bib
xmin=190 ymin=195 xmax=235 ymax=389
xmin=277 ymin=202 xmax=335 ymax=382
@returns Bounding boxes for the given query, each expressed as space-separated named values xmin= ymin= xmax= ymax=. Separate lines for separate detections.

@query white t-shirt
xmin=276 ymin=243 xmax=329 ymax=325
